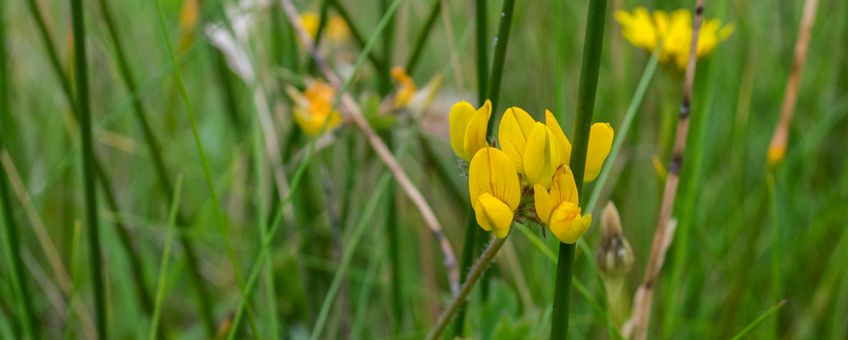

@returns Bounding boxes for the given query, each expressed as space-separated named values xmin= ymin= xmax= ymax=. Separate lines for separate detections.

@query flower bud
xmin=597 ymin=201 xmax=634 ymax=277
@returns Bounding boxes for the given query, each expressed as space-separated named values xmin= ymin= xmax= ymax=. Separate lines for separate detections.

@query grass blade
xmin=148 ymin=175 xmax=184 ymax=340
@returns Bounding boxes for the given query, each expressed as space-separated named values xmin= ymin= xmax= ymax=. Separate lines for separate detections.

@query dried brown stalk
xmin=622 ymin=1 xmax=706 ymax=339
xmin=277 ymin=0 xmax=460 ymax=292
xmin=766 ymin=0 xmax=820 ymax=165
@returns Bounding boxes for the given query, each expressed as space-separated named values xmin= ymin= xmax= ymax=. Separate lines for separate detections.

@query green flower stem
xmin=0 ymin=3 xmax=37 ymax=337
xmin=70 ymin=0 xmax=107 ymax=337
xmin=485 ymin=0 xmax=516 ymax=123
xmin=428 ymin=236 xmax=508 ymax=340
xmin=405 ymin=0 xmax=442 ymax=74
xmin=306 ymin=0 xmax=331 ymax=74
xmin=552 ymin=0 xmax=609 ymax=338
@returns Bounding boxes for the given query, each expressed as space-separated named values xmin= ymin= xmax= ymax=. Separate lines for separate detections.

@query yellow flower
xmin=390 ymin=66 xmax=417 ymax=108
xmin=545 ymin=111 xmax=614 ymax=183
xmin=499 ymin=107 xmax=561 ymax=188
xmin=468 ymin=147 xmax=521 ymax=238
xmin=449 ymin=100 xmax=491 ymax=161
xmin=615 ymin=7 xmax=733 ymax=69
xmin=289 ymin=81 xmax=343 ymax=136
xmin=534 ymin=166 xmax=593 ymax=244
xmin=300 ymin=12 xmax=350 ymax=43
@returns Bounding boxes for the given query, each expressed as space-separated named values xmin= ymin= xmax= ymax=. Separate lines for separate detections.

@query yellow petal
xmin=533 ymin=184 xmax=552 ymax=225
xmin=545 ymin=110 xmax=572 ymax=167
xmin=463 ymin=100 xmax=492 ymax=160
xmin=523 ymin=123 xmax=560 ymax=188
xmin=549 ymin=205 xmax=591 ymax=244
xmin=474 ymin=193 xmax=514 ymax=239
xmin=498 ymin=107 xmax=536 ymax=173
xmin=468 ymin=147 xmax=521 ymax=211
xmin=584 ymin=123 xmax=614 ymax=182
xmin=550 ymin=166 xmax=579 ymax=207
xmin=449 ymin=101 xmax=476 ymax=160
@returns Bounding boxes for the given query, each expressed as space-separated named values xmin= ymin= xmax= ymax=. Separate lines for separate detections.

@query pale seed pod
xmin=597 ymin=201 xmax=634 ymax=277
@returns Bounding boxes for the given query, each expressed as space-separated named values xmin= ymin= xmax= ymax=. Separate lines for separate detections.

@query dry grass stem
xmin=278 ymin=0 xmax=460 ymax=292
xmin=622 ymin=1 xmax=706 ymax=339
xmin=766 ymin=0 xmax=820 ymax=164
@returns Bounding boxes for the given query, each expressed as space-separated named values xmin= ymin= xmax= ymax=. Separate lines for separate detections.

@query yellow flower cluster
xmin=615 ymin=7 xmax=733 ymax=69
xmin=450 ymin=101 xmax=614 ymax=243
xmin=290 ymin=81 xmax=343 ymax=136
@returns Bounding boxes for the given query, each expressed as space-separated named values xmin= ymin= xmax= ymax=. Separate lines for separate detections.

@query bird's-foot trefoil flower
xmin=544 ymin=110 xmax=614 ymax=182
xmin=468 ymin=147 xmax=521 ymax=238
xmin=499 ymin=107 xmax=563 ymax=188
xmin=615 ymin=7 xmax=733 ymax=69
xmin=449 ymin=100 xmax=492 ymax=161
xmin=390 ymin=66 xmax=417 ymax=109
xmin=534 ymin=166 xmax=593 ymax=244
xmin=288 ymin=80 xmax=343 ymax=136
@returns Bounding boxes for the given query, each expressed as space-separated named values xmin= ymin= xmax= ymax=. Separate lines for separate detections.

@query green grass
xmin=1 ymin=0 xmax=846 ymax=338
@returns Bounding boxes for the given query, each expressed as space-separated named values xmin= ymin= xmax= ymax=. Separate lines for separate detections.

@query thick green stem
xmin=551 ymin=0 xmax=609 ymax=338
xmin=0 ymin=3 xmax=38 ymax=337
xmin=70 ymin=0 xmax=107 ymax=337
xmin=485 ymin=0 xmax=516 ymax=122
xmin=475 ymin=0 xmax=489 ymax=105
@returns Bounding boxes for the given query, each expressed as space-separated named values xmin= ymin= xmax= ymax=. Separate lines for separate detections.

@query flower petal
xmin=584 ymin=123 xmax=614 ymax=182
xmin=463 ymin=100 xmax=492 ymax=160
xmin=550 ymin=166 xmax=579 ymax=207
xmin=545 ymin=110 xmax=572 ymax=167
xmin=533 ymin=184 xmax=552 ymax=225
xmin=498 ymin=107 xmax=536 ymax=173
xmin=475 ymin=193 xmax=514 ymax=238
xmin=468 ymin=147 xmax=521 ymax=211
xmin=523 ymin=123 xmax=560 ymax=188
xmin=449 ymin=101 xmax=476 ymax=160
xmin=549 ymin=205 xmax=591 ymax=244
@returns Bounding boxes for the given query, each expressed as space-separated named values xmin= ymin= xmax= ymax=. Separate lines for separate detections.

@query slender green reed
xmin=327 ymin=0 xmax=388 ymax=74
xmin=551 ymin=0 xmax=609 ymax=338
xmin=0 ymin=2 xmax=37 ymax=337
xmin=730 ymin=300 xmax=787 ymax=340
xmin=485 ymin=0 xmax=516 ymax=121
xmin=585 ymin=53 xmax=659 ymax=212
xmin=26 ymin=0 xmax=200 ymax=332
xmin=148 ymin=175 xmax=183 ymax=340
xmin=63 ymin=222 xmax=83 ymax=340
xmin=152 ymin=0 xmax=262 ymax=336
xmin=306 ymin=0 xmax=331 ymax=74
xmin=405 ymin=0 xmax=442 ymax=74
xmin=227 ymin=1 xmax=404 ymax=335
xmin=70 ymin=0 xmax=107 ymax=337
xmin=311 ymin=172 xmax=394 ymax=340
xmin=379 ymin=0 xmax=395 ymax=95
xmin=475 ymin=0 xmax=489 ymax=104
xmin=251 ymin=99 xmax=281 ymax=338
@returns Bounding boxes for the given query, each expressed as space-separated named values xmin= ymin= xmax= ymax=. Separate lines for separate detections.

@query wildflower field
xmin=1 ymin=0 xmax=846 ymax=338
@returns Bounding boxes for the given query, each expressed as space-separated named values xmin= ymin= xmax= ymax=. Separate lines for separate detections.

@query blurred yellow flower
xmin=468 ymin=147 xmax=521 ymax=238
xmin=300 ymin=11 xmax=350 ymax=43
xmin=390 ymin=66 xmax=416 ymax=108
xmin=615 ymin=7 xmax=733 ymax=69
xmin=289 ymin=81 xmax=343 ymax=136
xmin=449 ymin=100 xmax=491 ymax=161
xmin=534 ymin=166 xmax=592 ymax=244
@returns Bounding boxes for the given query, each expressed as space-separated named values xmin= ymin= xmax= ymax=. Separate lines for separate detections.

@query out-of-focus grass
xmin=0 ymin=0 xmax=845 ymax=339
